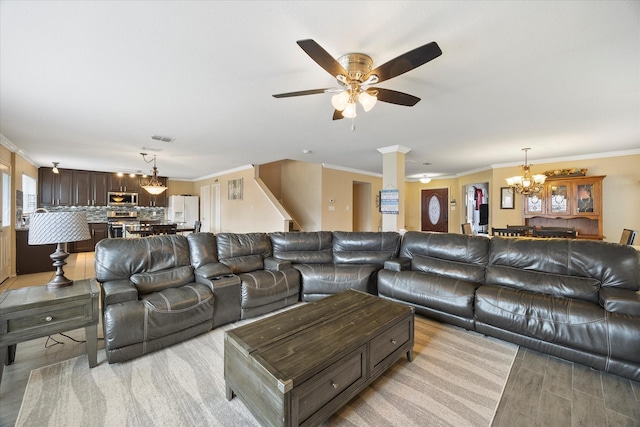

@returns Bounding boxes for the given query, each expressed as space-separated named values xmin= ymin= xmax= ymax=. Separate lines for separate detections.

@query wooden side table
xmin=0 ymin=278 xmax=99 ymax=384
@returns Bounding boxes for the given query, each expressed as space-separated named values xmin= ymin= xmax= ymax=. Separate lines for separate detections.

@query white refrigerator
xmin=168 ymin=195 xmax=199 ymax=225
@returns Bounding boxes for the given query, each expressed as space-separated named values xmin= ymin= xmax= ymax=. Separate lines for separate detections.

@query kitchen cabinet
xmin=109 ymin=173 xmax=139 ymax=192
xmin=71 ymin=223 xmax=108 ymax=252
xmin=73 ymin=171 xmax=108 ymax=206
xmin=15 ymin=230 xmax=57 ymax=275
xmin=138 ymin=176 xmax=168 ymax=207
xmin=38 ymin=167 xmax=74 ymax=207
xmin=524 ymin=175 xmax=605 ymax=239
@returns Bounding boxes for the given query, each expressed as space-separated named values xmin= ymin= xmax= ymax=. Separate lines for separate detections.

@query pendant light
xmin=140 ymin=153 xmax=168 ymax=195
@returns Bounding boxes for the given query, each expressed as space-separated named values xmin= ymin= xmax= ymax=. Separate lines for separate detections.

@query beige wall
xmin=166 ymin=179 xmax=196 ymax=197
xmin=281 ymin=160 xmax=322 ymax=231
xmin=193 ymin=167 xmax=290 ymax=233
xmin=321 ymin=167 xmax=382 ymax=232
xmin=404 ymin=153 xmax=639 ymax=242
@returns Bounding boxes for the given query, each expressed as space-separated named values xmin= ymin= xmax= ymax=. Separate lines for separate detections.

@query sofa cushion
xmin=486 ymin=265 xmax=600 ymax=304
xmin=270 ymin=231 xmax=333 ymax=264
xmin=489 ymin=237 xmax=640 ymax=291
xmin=187 ymin=232 xmax=219 ymax=269
xmin=130 ymin=265 xmax=195 ymax=295
xmin=295 ymin=263 xmax=379 ymax=301
xmin=412 ymin=254 xmax=486 ymax=284
xmin=238 ymin=269 xmax=300 ymax=309
xmin=332 ymin=231 xmax=400 ymax=264
xmin=378 ymin=269 xmax=479 ymax=319
xmin=95 ymin=234 xmax=192 ymax=283
xmin=475 ymin=285 xmax=608 ymax=357
xmin=216 ymin=233 xmax=272 ymax=273
xmin=400 ymin=231 xmax=490 ymax=266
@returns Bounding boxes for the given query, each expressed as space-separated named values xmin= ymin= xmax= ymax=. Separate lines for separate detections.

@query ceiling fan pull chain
xmin=351 ymin=118 xmax=356 ymax=132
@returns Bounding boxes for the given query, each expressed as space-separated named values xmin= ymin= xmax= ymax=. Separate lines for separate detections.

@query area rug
xmin=17 ymin=314 xmax=517 ymax=427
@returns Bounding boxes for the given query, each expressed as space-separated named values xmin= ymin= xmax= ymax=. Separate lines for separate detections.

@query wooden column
xmin=377 ymin=145 xmax=410 ymax=232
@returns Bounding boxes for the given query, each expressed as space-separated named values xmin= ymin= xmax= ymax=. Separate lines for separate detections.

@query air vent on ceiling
xmin=151 ymin=135 xmax=175 ymax=143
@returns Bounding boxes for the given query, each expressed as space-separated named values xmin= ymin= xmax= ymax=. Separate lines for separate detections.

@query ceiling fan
xmin=272 ymin=39 xmax=442 ymax=120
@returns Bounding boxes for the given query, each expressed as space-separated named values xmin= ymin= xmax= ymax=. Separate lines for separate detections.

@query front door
xmin=421 ymin=188 xmax=448 ymax=232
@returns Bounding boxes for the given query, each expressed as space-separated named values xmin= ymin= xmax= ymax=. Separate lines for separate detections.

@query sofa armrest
xmin=264 ymin=256 xmax=292 ymax=271
xmin=194 ymin=262 xmax=233 ymax=280
xmin=384 ymin=257 xmax=411 ymax=272
xmin=101 ymin=279 xmax=138 ymax=306
xmin=600 ymin=287 xmax=640 ymax=316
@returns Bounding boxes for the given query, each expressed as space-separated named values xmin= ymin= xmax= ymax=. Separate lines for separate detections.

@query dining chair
xmin=194 ymin=220 xmax=202 ymax=233
xmin=533 ymin=228 xmax=577 ymax=238
xmin=151 ymin=224 xmax=178 ymax=235
xmin=620 ymin=229 xmax=637 ymax=245
xmin=506 ymin=225 xmax=535 ymax=236
xmin=492 ymin=227 xmax=527 ymax=237
xmin=461 ymin=223 xmax=472 ymax=235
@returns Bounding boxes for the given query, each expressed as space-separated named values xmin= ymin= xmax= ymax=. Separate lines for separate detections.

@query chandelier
xmin=330 ymin=53 xmax=378 ymax=119
xmin=505 ymin=148 xmax=546 ymax=196
xmin=140 ymin=153 xmax=167 ymax=195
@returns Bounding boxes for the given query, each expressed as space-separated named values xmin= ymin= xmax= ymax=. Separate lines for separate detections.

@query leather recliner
xmin=214 ymin=232 xmax=300 ymax=319
xmin=270 ymin=231 xmax=401 ymax=301
xmin=95 ymin=234 xmax=225 ymax=364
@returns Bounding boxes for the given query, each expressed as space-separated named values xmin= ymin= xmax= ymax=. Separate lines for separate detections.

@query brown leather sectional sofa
xmin=95 ymin=230 xmax=640 ymax=381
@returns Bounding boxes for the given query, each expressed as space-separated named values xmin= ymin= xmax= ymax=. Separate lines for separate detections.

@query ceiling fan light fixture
xmin=358 ymin=91 xmax=377 ymax=112
xmin=331 ymin=91 xmax=349 ymax=110
xmin=342 ymin=102 xmax=357 ymax=118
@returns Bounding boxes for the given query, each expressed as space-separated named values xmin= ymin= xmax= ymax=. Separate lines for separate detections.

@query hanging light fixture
xmin=52 ymin=162 xmax=60 ymax=174
xmin=419 ymin=175 xmax=432 ymax=184
xmin=506 ymin=148 xmax=546 ymax=196
xmin=329 ymin=54 xmax=379 ymax=119
xmin=140 ymin=153 xmax=168 ymax=195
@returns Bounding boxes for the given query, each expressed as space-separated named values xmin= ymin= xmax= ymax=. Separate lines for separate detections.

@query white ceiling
xmin=1 ymin=1 xmax=638 ymax=181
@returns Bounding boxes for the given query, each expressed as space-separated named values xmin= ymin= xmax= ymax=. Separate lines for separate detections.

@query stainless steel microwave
xmin=107 ymin=192 xmax=138 ymax=206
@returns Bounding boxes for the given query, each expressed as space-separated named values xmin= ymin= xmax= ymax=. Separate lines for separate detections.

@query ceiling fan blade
xmin=369 ymin=42 xmax=442 ymax=83
xmin=297 ymin=39 xmax=348 ymax=78
xmin=272 ymin=88 xmax=330 ymax=98
xmin=332 ymin=109 xmax=344 ymax=120
xmin=370 ymin=87 xmax=421 ymax=106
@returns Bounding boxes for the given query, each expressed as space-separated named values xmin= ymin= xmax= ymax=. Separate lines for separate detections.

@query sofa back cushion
xmin=270 ymin=231 xmax=333 ymax=264
xmin=216 ymin=232 xmax=271 ymax=273
xmin=131 ymin=265 xmax=195 ymax=295
xmin=95 ymin=234 xmax=191 ymax=283
xmin=187 ymin=232 xmax=218 ymax=269
xmin=332 ymin=231 xmax=401 ymax=264
xmin=400 ymin=231 xmax=489 ymax=283
xmin=488 ymin=237 xmax=640 ymax=292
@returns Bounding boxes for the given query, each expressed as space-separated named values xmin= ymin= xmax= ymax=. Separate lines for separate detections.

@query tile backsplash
xmin=36 ymin=206 xmax=166 ymax=223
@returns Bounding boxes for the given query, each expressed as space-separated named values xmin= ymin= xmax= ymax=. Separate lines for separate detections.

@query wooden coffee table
xmin=225 ymin=289 xmax=414 ymax=427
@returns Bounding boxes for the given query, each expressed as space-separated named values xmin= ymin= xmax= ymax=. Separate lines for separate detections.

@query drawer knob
xmin=391 ymin=339 xmax=397 ymax=345
xmin=331 ymin=382 xmax=338 ymax=389
xmin=45 ymin=316 xmax=53 ymax=322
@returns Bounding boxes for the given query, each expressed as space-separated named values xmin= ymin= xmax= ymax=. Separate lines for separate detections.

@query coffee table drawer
xmin=292 ymin=345 xmax=366 ymax=426
xmin=370 ymin=316 xmax=412 ymax=369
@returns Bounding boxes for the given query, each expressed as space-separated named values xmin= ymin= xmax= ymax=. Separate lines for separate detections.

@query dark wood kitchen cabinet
xmin=109 ymin=173 xmax=139 ymax=192
xmin=71 ymin=223 xmax=108 ymax=253
xmin=16 ymin=230 xmax=56 ymax=275
xmin=74 ymin=171 xmax=108 ymax=206
xmin=38 ymin=167 xmax=74 ymax=207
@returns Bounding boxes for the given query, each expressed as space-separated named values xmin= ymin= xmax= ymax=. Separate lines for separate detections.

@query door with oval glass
xmin=421 ymin=188 xmax=448 ymax=232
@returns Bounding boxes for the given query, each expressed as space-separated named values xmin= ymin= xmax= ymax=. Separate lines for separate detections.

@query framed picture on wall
xmin=228 ymin=178 xmax=243 ymax=200
xmin=500 ymin=187 xmax=514 ymax=209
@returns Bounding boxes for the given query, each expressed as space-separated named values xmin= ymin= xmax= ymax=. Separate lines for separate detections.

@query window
xmin=22 ymin=173 xmax=37 ymax=214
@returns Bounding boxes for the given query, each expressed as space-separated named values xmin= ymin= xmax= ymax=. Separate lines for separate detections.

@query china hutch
xmin=523 ymin=175 xmax=605 ymax=240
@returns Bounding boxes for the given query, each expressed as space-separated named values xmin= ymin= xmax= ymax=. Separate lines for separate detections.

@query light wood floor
xmin=1 ymin=253 xmax=639 ymax=427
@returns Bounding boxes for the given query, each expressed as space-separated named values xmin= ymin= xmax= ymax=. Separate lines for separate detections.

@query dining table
xmin=123 ymin=223 xmax=196 ymax=238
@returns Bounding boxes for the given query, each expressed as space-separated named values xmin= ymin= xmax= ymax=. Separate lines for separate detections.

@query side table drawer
xmin=2 ymin=298 xmax=95 ymax=345
xmin=370 ymin=316 xmax=412 ymax=369
xmin=292 ymin=345 xmax=366 ymax=426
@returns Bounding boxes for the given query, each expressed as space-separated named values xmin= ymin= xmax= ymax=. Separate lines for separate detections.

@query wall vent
xmin=151 ymin=135 xmax=175 ymax=143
